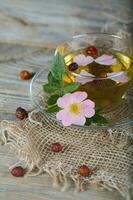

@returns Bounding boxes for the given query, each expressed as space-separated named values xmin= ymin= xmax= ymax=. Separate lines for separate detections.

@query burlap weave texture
xmin=1 ymin=109 xmax=133 ymax=199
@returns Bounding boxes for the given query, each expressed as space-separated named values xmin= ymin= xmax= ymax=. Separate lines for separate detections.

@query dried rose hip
xmin=19 ymin=70 xmax=31 ymax=80
xmin=11 ymin=166 xmax=25 ymax=177
xmin=100 ymin=72 xmax=107 ymax=78
xmin=68 ymin=62 xmax=78 ymax=71
xmin=86 ymin=46 xmax=98 ymax=56
xmin=79 ymin=165 xmax=90 ymax=176
xmin=51 ymin=143 xmax=62 ymax=153
xmin=15 ymin=107 xmax=28 ymax=120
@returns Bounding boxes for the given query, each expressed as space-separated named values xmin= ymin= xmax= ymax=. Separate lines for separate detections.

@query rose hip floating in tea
xmin=68 ymin=62 xmax=78 ymax=71
xmin=100 ymin=72 xmax=107 ymax=78
xmin=86 ymin=46 xmax=98 ymax=56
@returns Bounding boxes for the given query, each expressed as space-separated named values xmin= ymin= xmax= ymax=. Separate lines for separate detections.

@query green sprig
xmin=51 ymin=52 xmax=65 ymax=82
xmin=46 ymin=104 xmax=60 ymax=113
xmin=43 ymin=52 xmax=81 ymax=105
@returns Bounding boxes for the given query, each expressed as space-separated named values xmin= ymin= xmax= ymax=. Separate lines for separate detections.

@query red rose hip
xmin=79 ymin=165 xmax=90 ymax=176
xmin=86 ymin=46 xmax=98 ymax=56
xmin=100 ymin=72 xmax=107 ymax=78
xmin=11 ymin=166 xmax=25 ymax=177
xmin=15 ymin=107 xmax=28 ymax=120
xmin=51 ymin=143 xmax=62 ymax=153
xmin=19 ymin=70 xmax=31 ymax=80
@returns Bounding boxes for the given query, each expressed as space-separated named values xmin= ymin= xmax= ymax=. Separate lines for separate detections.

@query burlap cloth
xmin=0 ymin=98 xmax=133 ymax=199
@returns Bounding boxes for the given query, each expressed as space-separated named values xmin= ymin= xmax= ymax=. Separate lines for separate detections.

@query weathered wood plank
xmin=0 ymin=47 xmax=53 ymax=118
xmin=0 ymin=0 xmax=132 ymax=199
xmin=0 ymin=0 xmax=132 ymax=47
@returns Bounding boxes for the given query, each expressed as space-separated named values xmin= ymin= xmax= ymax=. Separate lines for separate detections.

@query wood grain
xmin=0 ymin=0 xmax=132 ymax=199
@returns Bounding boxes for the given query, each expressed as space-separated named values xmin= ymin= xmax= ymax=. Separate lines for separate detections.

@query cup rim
xmin=55 ymin=32 xmax=132 ymax=80
xmin=72 ymin=32 xmax=123 ymax=39
xmin=55 ymin=32 xmax=130 ymax=55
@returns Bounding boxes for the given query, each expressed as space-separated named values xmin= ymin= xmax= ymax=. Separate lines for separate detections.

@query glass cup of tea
xmin=55 ymin=33 xmax=133 ymax=112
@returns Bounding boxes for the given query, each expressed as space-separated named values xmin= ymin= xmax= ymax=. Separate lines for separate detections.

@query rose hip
xmin=100 ymin=72 xmax=107 ymax=78
xmin=86 ymin=46 xmax=98 ymax=56
xmin=68 ymin=62 xmax=78 ymax=71
xmin=19 ymin=70 xmax=31 ymax=80
xmin=79 ymin=165 xmax=90 ymax=176
xmin=15 ymin=107 xmax=28 ymax=120
xmin=11 ymin=166 xmax=25 ymax=177
xmin=51 ymin=143 xmax=62 ymax=153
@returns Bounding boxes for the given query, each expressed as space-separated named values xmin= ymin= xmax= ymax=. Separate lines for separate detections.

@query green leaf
xmin=85 ymin=114 xmax=107 ymax=126
xmin=61 ymin=82 xmax=80 ymax=95
xmin=51 ymin=52 xmax=65 ymax=81
xmin=92 ymin=114 xmax=108 ymax=125
xmin=48 ymin=72 xmax=60 ymax=86
xmin=47 ymin=94 xmax=60 ymax=105
xmin=95 ymin=106 xmax=102 ymax=114
xmin=85 ymin=118 xmax=93 ymax=126
xmin=43 ymin=84 xmax=59 ymax=94
xmin=48 ymin=71 xmax=55 ymax=84
xmin=46 ymin=104 xmax=60 ymax=113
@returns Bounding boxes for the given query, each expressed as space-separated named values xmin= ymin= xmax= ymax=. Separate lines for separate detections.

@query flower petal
xmin=76 ymin=76 xmax=94 ymax=84
xmin=80 ymin=100 xmax=95 ymax=117
xmin=75 ymin=70 xmax=95 ymax=84
xmin=86 ymin=56 xmax=94 ymax=65
xmin=57 ymin=93 xmax=71 ymax=108
xmin=108 ymin=71 xmax=129 ymax=83
xmin=72 ymin=115 xmax=86 ymax=126
xmin=81 ymin=99 xmax=95 ymax=108
xmin=71 ymin=91 xmax=88 ymax=102
xmin=95 ymin=54 xmax=117 ymax=65
xmin=56 ymin=109 xmax=73 ymax=126
xmin=80 ymin=70 xmax=95 ymax=77
xmin=74 ymin=54 xmax=94 ymax=66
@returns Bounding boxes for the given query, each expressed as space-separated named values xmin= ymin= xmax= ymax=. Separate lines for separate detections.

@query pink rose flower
xmin=56 ymin=92 xmax=95 ymax=126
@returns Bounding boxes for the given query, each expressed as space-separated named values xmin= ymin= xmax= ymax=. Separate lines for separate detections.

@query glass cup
xmin=55 ymin=33 xmax=133 ymax=112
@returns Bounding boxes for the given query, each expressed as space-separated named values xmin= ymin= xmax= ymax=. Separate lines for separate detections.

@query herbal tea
xmin=63 ymin=46 xmax=133 ymax=111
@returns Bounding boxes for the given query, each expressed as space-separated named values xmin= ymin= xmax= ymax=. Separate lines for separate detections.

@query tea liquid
xmin=63 ymin=48 xmax=133 ymax=111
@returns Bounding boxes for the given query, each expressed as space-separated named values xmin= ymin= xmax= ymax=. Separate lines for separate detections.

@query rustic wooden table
xmin=0 ymin=0 xmax=132 ymax=199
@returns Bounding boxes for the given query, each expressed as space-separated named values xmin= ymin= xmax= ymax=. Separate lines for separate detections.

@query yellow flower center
xmin=69 ymin=103 xmax=80 ymax=115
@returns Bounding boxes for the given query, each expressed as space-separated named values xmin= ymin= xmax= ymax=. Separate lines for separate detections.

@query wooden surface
xmin=0 ymin=0 xmax=132 ymax=199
